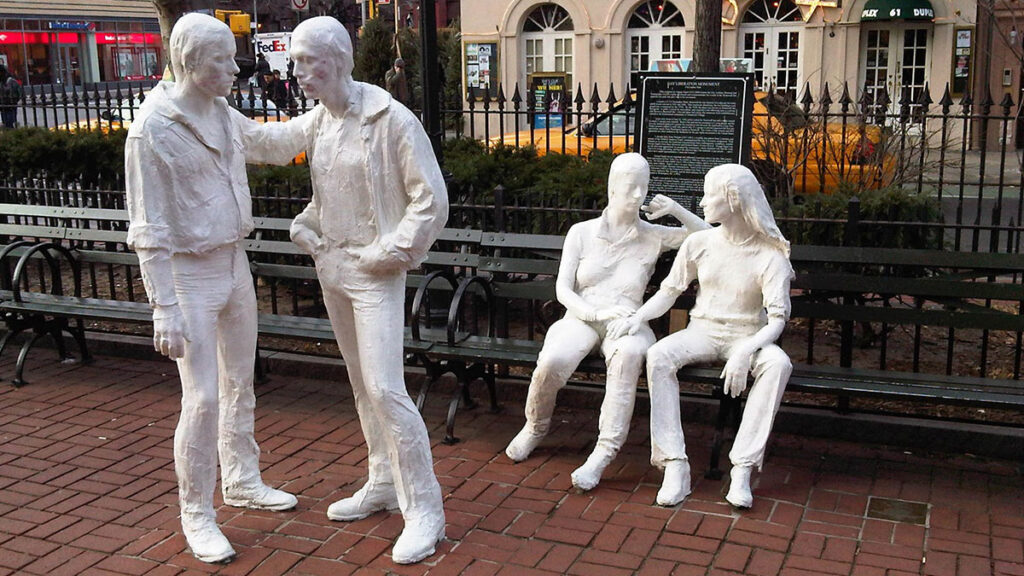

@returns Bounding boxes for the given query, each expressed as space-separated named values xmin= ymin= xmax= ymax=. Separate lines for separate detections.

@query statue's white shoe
xmin=182 ymin=514 xmax=235 ymax=564
xmin=505 ymin=426 xmax=546 ymax=462
xmin=223 ymin=483 xmax=298 ymax=511
xmin=571 ymin=450 xmax=614 ymax=492
xmin=725 ymin=465 xmax=754 ymax=509
xmin=656 ymin=459 xmax=692 ymax=506
xmin=327 ymin=483 xmax=400 ymax=521
xmin=392 ymin=516 xmax=445 ymax=564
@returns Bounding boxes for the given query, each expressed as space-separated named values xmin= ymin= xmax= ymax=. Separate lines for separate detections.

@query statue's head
xmin=169 ymin=13 xmax=236 ymax=90
xmin=703 ymin=164 xmax=789 ymax=255
xmin=290 ymin=16 xmax=353 ymax=97
xmin=607 ymin=153 xmax=650 ymax=212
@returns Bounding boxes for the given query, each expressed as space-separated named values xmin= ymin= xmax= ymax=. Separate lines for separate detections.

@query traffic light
xmin=368 ymin=0 xmax=377 ymax=19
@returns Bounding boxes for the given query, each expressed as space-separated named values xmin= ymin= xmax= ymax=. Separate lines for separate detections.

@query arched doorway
xmin=738 ymin=0 xmax=803 ymax=94
xmin=521 ymin=3 xmax=575 ymax=89
xmin=625 ymin=0 xmax=686 ymax=87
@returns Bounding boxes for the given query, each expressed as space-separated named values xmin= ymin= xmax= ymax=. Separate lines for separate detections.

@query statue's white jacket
xmin=125 ymin=81 xmax=255 ymax=256
xmin=243 ymin=83 xmax=448 ymax=270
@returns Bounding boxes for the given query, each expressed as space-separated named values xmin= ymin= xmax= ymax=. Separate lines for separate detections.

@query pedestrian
xmin=266 ymin=69 xmax=291 ymax=110
xmin=255 ymin=52 xmax=270 ymax=89
xmin=384 ymin=57 xmax=411 ymax=108
xmin=241 ymin=17 xmax=447 ymax=565
xmin=124 ymin=14 xmax=297 ymax=564
xmin=0 ymin=64 xmax=23 ymax=129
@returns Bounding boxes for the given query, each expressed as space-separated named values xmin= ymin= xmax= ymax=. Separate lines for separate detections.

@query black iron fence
xmin=7 ymin=79 xmax=1022 ymax=255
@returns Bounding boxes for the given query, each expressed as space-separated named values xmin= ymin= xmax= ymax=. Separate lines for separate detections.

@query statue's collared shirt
xmin=125 ymin=82 xmax=253 ymax=254
xmin=566 ymin=210 xmax=687 ymax=315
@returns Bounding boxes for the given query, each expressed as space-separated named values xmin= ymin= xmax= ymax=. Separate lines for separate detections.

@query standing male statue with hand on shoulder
xmin=124 ymin=13 xmax=297 ymax=564
xmin=243 ymin=16 xmax=448 ymax=565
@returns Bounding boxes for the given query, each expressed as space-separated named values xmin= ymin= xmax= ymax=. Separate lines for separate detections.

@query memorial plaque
xmin=635 ymin=73 xmax=754 ymax=214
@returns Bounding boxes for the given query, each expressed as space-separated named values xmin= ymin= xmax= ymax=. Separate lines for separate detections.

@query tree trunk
xmin=151 ymin=0 xmax=197 ymax=77
xmin=692 ymin=0 xmax=723 ymax=73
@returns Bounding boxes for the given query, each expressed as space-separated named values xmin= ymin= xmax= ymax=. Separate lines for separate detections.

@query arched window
xmin=522 ymin=3 xmax=574 ymax=86
xmin=739 ymin=0 xmax=803 ymax=93
xmin=626 ymin=0 xmax=686 ymax=86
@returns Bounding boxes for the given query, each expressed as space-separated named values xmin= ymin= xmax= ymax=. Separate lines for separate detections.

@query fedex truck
xmin=255 ymin=32 xmax=292 ymax=76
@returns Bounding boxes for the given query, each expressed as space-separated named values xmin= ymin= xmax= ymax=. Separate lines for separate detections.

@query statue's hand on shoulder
xmin=153 ymin=304 xmax=188 ymax=359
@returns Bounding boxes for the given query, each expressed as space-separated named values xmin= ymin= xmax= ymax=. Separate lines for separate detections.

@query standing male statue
xmin=610 ymin=163 xmax=794 ymax=509
xmin=124 ymin=13 xmax=296 ymax=564
xmin=243 ymin=16 xmax=448 ymax=564
xmin=505 ymin=153 xmax=709 ymax=491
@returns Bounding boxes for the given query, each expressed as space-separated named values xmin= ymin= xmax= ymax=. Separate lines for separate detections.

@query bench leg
xmin=254 ymin=349 xmax=268 ymax=385
xmin=707 ymin=393 xmax=742 ymax=480
xmin=443 ymin=382 xmax=463 ymax=445
xmin=69 ymin=319 xmax=93 ymax=365
xmin=13 ymin=331 xmax=46 ymax=387
xmin=484 ymin=366 xmax=501 ymax=414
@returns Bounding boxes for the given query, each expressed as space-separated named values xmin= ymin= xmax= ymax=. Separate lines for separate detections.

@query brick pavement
xmin=0 ymin=350 xmax=1022 ymax=575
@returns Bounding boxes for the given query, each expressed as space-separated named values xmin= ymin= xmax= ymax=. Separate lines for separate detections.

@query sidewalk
xmin=0 ymin=350 xmax=1021 ymax=576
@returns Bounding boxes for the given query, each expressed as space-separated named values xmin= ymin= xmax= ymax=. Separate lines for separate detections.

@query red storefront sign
xmin=0 ymin=31 xmax=79 ymax=44
xmin=96 ymin=33 xmax=161 ymax=45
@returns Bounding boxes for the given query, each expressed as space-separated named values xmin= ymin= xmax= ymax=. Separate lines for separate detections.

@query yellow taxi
xmin=490 ymin=91 xmax=895 ymax=196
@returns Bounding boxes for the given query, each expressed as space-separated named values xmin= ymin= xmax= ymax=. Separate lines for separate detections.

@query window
xmin=626 ymin=0 xmax=685 ymax=87
xmin=739 ymin=0 xmax=803 ymax=94
xmin=860 ymin=25 xmax=930 ymax=121
xmin=521 ymin=4 xmax=574 ymax=87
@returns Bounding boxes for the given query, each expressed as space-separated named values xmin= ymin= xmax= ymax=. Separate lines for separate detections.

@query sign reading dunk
xmin=860 ymin=0 xmax=935 ymax=20
xmin=635 ymin=73 xmax=754 ymax=214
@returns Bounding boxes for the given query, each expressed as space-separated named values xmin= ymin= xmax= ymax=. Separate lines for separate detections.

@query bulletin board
xmin=464 ymin=42 xmax=499 ymax=100
xmin=952 ymin=27 xmax=973 ymax=97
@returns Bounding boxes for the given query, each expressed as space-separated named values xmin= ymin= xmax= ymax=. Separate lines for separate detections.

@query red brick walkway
xmin=0 ymin=351 xmax=1021 ymax=575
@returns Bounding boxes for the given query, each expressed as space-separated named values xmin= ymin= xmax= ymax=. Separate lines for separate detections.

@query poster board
xmin=952 ymin=27 xmax=973 ymax=97
xmin=528 ymin=72 xmax=568 ymax=129
xmin=635 ymin=72 xmax=755 ymax=213
xmin=465 ymin=42 xmax=499 ymax=100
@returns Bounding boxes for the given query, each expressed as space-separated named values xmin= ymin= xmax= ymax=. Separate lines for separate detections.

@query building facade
xmin=461 ymin=0 xmax=980 ymax=116
xmin=0 ymin=0 xmax=161 ymax=86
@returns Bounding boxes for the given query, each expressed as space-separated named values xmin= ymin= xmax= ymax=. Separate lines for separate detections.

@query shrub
xmin=774 ymin=185 xmax=943 ymax=249
xmin=0 ymin=127 xmax=127 ymax=186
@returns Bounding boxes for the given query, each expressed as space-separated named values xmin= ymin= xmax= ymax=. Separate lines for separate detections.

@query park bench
xmin=0 ymin=205 xmax=495 ymax=433
xmin=429 ymin=231 xmax=1024 ymax=474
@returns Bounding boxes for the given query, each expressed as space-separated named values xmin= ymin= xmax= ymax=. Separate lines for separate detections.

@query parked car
xmin=490 ymin=91 xmax=894 ymax=196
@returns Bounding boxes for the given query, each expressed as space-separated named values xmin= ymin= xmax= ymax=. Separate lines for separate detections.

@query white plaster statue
xmin=124 ymin=13 xmax=297 ymax=564
xmin=241 ymin=16 xmax=448 ymax=565
xmin=504 ymin=153 xmax=709 ymax=492
xmin=609 ymin=163 xmax=794 ymax=509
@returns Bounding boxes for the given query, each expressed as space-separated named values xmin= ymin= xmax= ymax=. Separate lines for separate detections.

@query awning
xmin=860 ymin=0 xmax=935 ymax=21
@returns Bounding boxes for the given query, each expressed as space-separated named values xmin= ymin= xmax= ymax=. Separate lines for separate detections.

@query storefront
xmin=0 ymin=1 xmax=160 ymax=85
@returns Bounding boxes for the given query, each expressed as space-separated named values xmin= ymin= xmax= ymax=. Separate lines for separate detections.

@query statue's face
xmin=290 ymin=34 xmax=339 ymax=99
xmin=607 ymin=166 xmax=648 ymax=214
xmin=187 ymin=33 xmax=238 ymax=99
xmin=700 ymin=181 xmax=732 ymax=224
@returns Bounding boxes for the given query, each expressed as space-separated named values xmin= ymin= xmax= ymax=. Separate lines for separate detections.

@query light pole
xmin=420 ymin=0 xmax=441 ymax=161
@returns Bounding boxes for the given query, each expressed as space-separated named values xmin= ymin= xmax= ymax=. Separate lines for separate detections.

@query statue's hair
xmin=169 ymin=13 xmax=232 ymax=83
xmin=292 ymin=17 xmax=353 ymax=80
xmin=706 ymin=164 xmax=790 ymax=257
xmin=607 ymin=153 xmax=650 ymax=199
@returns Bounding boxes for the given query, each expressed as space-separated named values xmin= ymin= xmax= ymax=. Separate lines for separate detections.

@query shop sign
xmin=0 ymin=32 xmax=79 ymax=44
xmin=96 ymin=33 xmax=161 ymax=45
xmin=48 ymin=21 xmax=93 ymax=30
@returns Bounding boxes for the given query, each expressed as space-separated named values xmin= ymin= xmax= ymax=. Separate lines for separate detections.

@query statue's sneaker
xmin=182 ymin=514 xmax=235 ymax=564
xmin=223 ymin=483 xmax=298 ymax=511
xmin=725 ymin=465 xmax=754 ymax=509
xmin=656 ymin=459 xmax=692 ymax=507
xmin=327 ymin=483 xmax=400 ymax=521
xmin=392 ymin=515 xmax=445 ymax=564
xmin=505 ymin=426 xmax=547 ymax=462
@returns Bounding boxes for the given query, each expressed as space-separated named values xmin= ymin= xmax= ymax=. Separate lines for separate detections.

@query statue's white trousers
xmin=171 ymin=244 xmax=262 ymax=521
xmin=647 ymin=319 xmax=791 ymax=470
xmin=315 ymin=247 xmax=443 ymax=524
xmin=523 ymin=316 xmax=655 ymax=457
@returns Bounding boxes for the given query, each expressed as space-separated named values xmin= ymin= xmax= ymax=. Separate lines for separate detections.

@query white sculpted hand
xmin=641 ymin=194 xmax=679 ymax=220
xmin=291 ymin=226 xmax=323 ymax=256
xmin=153 ymin=304 xmax=187 ymax=359
xmin=721 ymin=345 xmax=755 ymax=397
xmin=607 ymin=315 xmax=642 ymax=340
xmin=348 ymin=243 xmax=405 ymax=275
xmin=594 ymin=305 xmax=632 ymax=323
